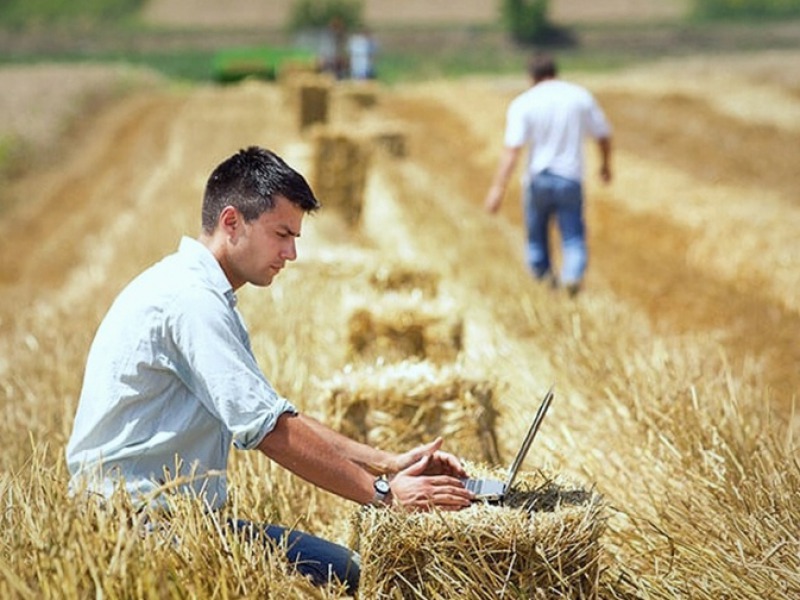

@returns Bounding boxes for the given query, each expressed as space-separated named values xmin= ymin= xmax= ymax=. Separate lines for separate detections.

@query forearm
xmin=491 ymin=146 xmax=522 ymax=191
xmin=598 ymin=137 xmax=612 ymax=180
xmin=259 ymin=414 xmax=474 ymax=511
xmin=258 ymin=413 xmax=376 ymax=504
xmin=299 ymin=413 xmax=394 ymax=474
xmin=485 ymin=146 xmax=522 ymax=213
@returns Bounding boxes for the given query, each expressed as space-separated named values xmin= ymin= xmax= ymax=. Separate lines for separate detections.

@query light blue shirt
xmin=66 ymin=237 xmax=296 ymax=510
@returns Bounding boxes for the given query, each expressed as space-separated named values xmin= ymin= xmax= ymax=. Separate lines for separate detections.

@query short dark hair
xmin=527 ymin=53 xmax=557 ymax=81
xmin=202 ymin=146 xmax=320 ymax=233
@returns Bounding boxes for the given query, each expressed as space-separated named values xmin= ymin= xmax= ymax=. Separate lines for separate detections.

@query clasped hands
xmin=384 ymin=437 xmax=474 ymax=511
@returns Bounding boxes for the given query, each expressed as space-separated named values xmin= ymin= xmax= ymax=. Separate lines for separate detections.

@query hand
xmin=424 ymin=448 xmax=468 ymax=479
xmin=484 ymin=185 xmax=504 ymax=214
xmin=389 ymin=454 xmax=473 ymax=512
xmin=390 ymin=438 xmax=468 ymax=479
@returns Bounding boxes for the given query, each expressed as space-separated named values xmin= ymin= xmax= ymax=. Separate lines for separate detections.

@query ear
xmin=218 ymin=205 xmax=241 ymax=240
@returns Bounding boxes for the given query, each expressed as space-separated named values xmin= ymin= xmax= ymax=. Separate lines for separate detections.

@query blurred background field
xmin=1 ymin=0 xmax=799 ymax=598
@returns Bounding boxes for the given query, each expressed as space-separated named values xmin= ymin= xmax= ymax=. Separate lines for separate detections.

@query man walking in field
xmin=66 ymin=146 xmax=473 ymax=594
xmin=484 ymin=53 xmax=612 ymax=295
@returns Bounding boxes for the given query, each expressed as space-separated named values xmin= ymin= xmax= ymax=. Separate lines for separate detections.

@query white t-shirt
xmin=504 ymin=79 xmax=611 ymax=182
xmin=348 ymin=33 xmax=376 ymax=79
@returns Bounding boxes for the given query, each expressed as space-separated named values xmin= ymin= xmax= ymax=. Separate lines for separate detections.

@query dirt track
xmin=1 ymin=53 xmax=798 ymax=430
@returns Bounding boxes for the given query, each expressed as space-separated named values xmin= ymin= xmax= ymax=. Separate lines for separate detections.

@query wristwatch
xmin=371 ymin=477 xmax=391 ymax=507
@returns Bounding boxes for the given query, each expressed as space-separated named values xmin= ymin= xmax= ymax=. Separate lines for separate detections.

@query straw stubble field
xmin=1 ymin=49 xmax=799 ymax=597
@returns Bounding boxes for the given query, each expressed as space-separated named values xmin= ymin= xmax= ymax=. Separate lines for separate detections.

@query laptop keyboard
xmin=463 ymin=479 xmax=482 ymax=493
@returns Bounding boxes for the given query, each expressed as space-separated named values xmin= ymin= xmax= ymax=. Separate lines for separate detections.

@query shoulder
xmin=151 ymin=240 xmax=233 ymax=317
xmin=544 ymin=79 xmax=585 ymax=95
xmin=125 ymin=252 xmax=234 ymax=331
xmin=508 ymin=88 xmax=537 ymax=115
xmin=562 ymin=80 xmax=597 ymax=102
xmin=127 ymin=254 xmax=219 ymax=309
xmin=165 ymin=283 xmax=233 ymax=326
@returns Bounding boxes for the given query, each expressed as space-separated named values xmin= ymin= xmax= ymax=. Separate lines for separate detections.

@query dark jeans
xmin=228 ymin=519 xmax=360 ymax=594
xmin=524 ymin=169 xmax=587 ymax=286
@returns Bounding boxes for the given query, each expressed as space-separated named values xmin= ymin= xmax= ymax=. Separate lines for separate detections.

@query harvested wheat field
xmin=1 ymin=45 xmax=799 ymax=597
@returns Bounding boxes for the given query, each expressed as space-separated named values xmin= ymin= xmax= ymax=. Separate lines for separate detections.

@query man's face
xmin=225 ymin=195 xmax=305 ymax=289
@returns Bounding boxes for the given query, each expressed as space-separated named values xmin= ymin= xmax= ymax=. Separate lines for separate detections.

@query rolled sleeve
xmin=165 ymin=286 xmax=297 ymax=451
xmin=235 ymin=398 xmax=297 ymax=450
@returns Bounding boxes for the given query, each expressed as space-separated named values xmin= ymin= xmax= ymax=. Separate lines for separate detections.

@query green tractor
xmin=212 ymin=46 xmax=317 ymax=83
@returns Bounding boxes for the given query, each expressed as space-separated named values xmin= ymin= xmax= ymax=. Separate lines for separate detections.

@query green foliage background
xmin=287 ymin=0 xmax=364 ymax=32
xmin=692 ymin=0 xmax=800 ymax=19
xmin=0 ymin=0 xmax=144 ymax=25
xmin=500 ymin=0 xmax=551 ymax=44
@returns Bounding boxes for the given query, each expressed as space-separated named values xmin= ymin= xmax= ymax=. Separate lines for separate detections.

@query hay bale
xmin=338 ymin=80 xmax=380 ymax=109
xmin=283 ymin=73 xmax=333 ymax=131
xmin=331 ymin=80 xmax=380 ymax=128
xmin=369 ymin=263 xmax=440 ymax=298
xmin=352 ymin=471 xmax=605 ymax=599
xmin=276 ymin=60 xmax=318 ymax=83
xmin=346 ymin=295 xmax=463 ymax=364
xmin=311 ymin=127 xmax=370 ymax=226
xmin=320 ymin=360 xmax=500 ymax=462
xmin=349 ymin=119 xmax=407 ymax=158
xmin=331 ymin=80 xmax=381 ymax=123
xmin=369 ymin=127 xmax=407 ymax=159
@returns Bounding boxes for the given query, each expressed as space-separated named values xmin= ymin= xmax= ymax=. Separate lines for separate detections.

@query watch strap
xmin=370 ymin=477 xmax=391 ymax=507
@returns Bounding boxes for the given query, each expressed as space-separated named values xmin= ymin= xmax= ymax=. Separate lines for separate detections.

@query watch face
xmin=375 ymin=479 xmax=391 ymax=494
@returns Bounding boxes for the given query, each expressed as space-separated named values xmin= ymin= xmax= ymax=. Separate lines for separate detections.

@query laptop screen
xmin=502 ymin=385 xmax=554 ymax=493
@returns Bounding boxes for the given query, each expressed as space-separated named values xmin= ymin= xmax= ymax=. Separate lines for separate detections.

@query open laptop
xmin=462 ymin=385 xmax=554 ymax=504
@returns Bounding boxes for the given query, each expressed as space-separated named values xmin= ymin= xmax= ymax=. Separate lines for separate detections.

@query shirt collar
xmin=177 ymin=236 xmax=237 ymax=308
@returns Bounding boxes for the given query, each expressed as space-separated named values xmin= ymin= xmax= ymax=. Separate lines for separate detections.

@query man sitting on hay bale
xmin=65 ymin=146 xmax=474 ymax=595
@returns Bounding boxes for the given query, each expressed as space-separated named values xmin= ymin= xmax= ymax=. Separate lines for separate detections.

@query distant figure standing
xmin=319 ymin=16 xmax=349 ymax=79
xmin=484 ymin=53 xmax=612 ymax=296
xmin=348 ymin=27 xmax=377 ymax=80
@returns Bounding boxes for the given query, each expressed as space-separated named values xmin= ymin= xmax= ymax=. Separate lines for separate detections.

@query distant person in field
xmin=484 ymin=52 xmax=612 ymax=296
xmin=320 ymin=16 xmax=349 ymax=79
xmin=66 ymin=146 xmax=473 ymax=594
xmin=348 ymin=26 xmax=378 ymax=80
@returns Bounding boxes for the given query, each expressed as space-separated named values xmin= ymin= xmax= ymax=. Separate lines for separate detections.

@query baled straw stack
xmin=283 ymin=73 xmax=333 ymax=132
xmin=370 ymin=127 xmax=407 ymax=158
xmin=351 ymin=118 xmax=407 ymax=159
xmin=337 ymin=80 xmax=380 ymax=109
xmin=368 ymin=263 xmax=440 ymax=298
xmin=331 ymin=80 xmax=380 ymax=123
xmin=319 ymin=360 xmax=500 ymax=463
xmin=311 ymin=126 xmax=370 ymax=227
xmin=275 ymin=60 xmax=317 ymax=84
xmin=346 ymin=294 xmax=463 ymax=364
xmin=352 ymin=470 xmax=604 ymax=599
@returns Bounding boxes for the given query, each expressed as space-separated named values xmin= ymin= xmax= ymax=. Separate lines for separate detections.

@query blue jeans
xmin=229 ymin=519 xmax=360 ymax=593
xmin=524 ymin=170 xmax=587 ymax=287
